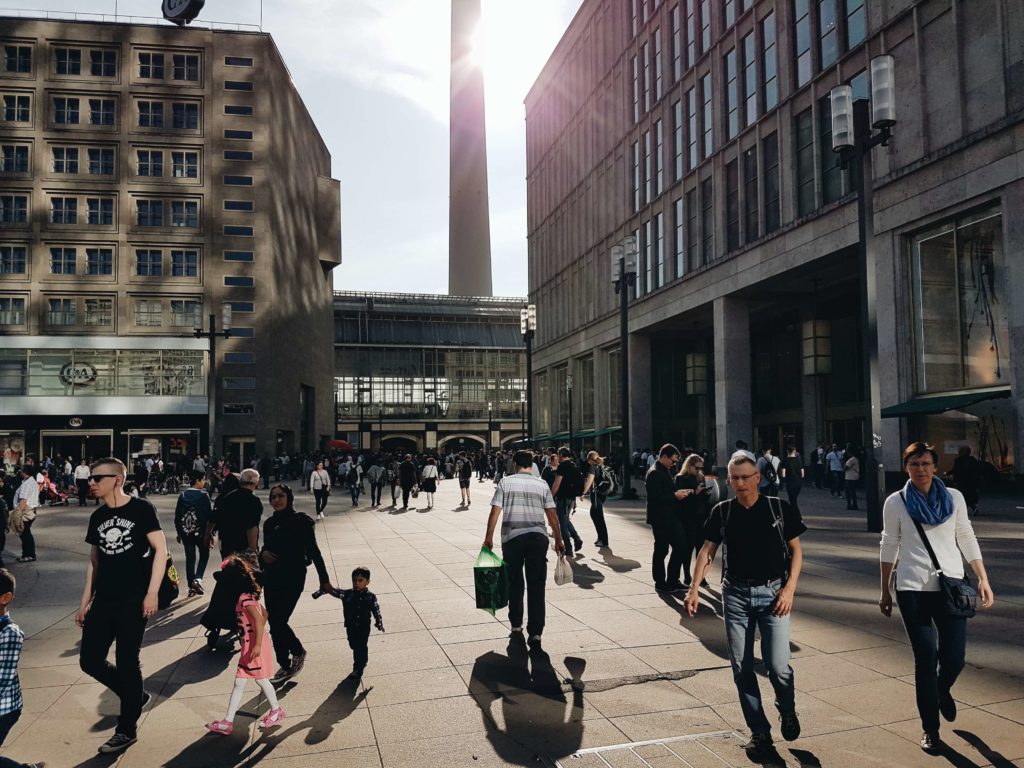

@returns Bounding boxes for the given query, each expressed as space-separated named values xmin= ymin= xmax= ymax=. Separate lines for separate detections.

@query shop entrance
xmin=126 ymin=431 xmax=198 ymax=469
xmin=40 ymin=430 xmax=114 ymax=465
xmin=225 ymin=436 xmax=256 ymax=468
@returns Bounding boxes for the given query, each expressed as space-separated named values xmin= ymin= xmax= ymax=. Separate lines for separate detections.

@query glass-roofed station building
xmin=333 ymin=291 xmax=527 ymax=454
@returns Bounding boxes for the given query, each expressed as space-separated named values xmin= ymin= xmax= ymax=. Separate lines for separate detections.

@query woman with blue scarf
xmin=878 ymin=442 xmax=995 ymax=754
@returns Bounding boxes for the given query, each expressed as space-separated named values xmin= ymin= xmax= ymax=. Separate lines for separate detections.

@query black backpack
xmin=761 ymin=457 xmax=777 ymax=484
xmin=347 ymin=466 xmax=359 ymax=484
xmin=562 ymin=462 xmax=583 ymax=496
xmin=595 ymin=466 xmax=617 ymax=496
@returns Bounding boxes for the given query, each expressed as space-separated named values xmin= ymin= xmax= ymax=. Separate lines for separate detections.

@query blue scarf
xmin=902 ymin=477 xmax=955 ymax=525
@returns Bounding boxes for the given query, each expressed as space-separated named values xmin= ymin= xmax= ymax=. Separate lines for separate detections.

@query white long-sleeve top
xmin=879 ymin=486 xmax=983 ymax=592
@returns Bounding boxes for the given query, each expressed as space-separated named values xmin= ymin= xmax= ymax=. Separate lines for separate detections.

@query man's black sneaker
xmin=654 ymin=583 xmax=673 ymax=594
xmin=271 ymin=665 xmax=293 ymax=683
xmin=920 ymin=731 xmax=941 ymax=752
xmin=939 ymin=689 xmax=957 ymax=722
xmin=573 ymin=539 xmax=584 ymax=551
xmin=666 ymin=581 xmax=686 ymax=593
xmin=289 ymin=652 xmax=307 ymax=678
xmin=780 ymin=711 xmax=801 ymax=741
xmin=742 ymin=732 xmax=774 ymax=758
xmin=98 ymin=733 xmax=138 ymax=754
xmin=15 ymin=556 xmax=36 ymax=563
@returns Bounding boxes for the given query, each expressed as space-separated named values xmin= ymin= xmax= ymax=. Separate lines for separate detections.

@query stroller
xmin=200 ymin=553 xmax=259 ymax=651
xmin=38 ymin=476 xmax=70 ymax=506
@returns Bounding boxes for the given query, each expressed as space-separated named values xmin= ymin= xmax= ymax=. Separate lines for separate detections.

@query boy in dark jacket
xmin=174 ymin=471 xmax=213 ymax=596
xmin=326 ymin=567 xmax=384 ymax=679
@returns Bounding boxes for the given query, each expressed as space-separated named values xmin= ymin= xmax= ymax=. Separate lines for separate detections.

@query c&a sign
xmin=59 ymin=362 xmax=98 ymax=386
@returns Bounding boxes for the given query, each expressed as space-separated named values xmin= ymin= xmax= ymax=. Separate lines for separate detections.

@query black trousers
xmin=589 ymin=494 xmax=609 ymax=545
xmin=77 ymin=478 xmax=90 ymax=505
xmin=370 ymin=482 xmax=384 ymax=506
xmin=348 ymin=626 xmax=370 ymax=670
xmin=18 ymin=519 xmax=35 ymax=559
xmin=79 ymin=599 xmax=148 ymax=738
xmin=264 ymin=579 xmax=306 ymax=668
xmin=401 ymin=484 xmax=414 ymax=508
xmin=785 ymin=484 xmax=802 ymax=518
xmin=313 ymin=488 xmax=329 ymax=514
xmin=651 ymin=515 xmax=686 ymax=587
xmin=680 ymin=514 xmax=706 ymax=582
xmin=502 ymin=531 xmax=549 ymax=636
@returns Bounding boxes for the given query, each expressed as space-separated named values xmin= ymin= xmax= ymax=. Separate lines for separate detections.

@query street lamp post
xmin=520 ymin=304 xmax=536 ymax=446
xmin=487 ymin=401 xmax=493 ymax=451
xmin=194 ymin=305 xmax=231 ymax=460
xmin=830 ymin=54 xmax=896 ymax=533
xmin=357 ymin=385 xmax=371 ymax=450
xmin=377 ymin=402 xmax=383 ymax=450
xmin=566 ymin=373 xmax=574 ymax=456
xmin=611 ymin=236 xmax=639 ymax=499
xmin=519 ymin=390 xmax=526 ymax=446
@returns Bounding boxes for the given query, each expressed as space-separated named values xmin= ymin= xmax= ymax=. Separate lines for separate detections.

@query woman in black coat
xmin=674 ymin=453 xmax=711 ymax=588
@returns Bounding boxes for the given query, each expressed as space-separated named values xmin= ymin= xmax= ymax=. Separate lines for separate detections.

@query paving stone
xmin=808 ymin=677 xmax=920 ymax=726
xmin=585 ymin=679 xmax=705 ymax=718
xmin=608 ymin=706 xmax=731 ymax=742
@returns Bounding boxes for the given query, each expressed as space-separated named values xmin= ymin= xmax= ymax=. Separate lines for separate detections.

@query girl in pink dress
xmin=205 ymin=555 xmax=285 ymax=735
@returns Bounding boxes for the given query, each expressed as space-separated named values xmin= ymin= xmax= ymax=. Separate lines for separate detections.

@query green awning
xmin=881 ymin=389 xmax=1010 ymax=418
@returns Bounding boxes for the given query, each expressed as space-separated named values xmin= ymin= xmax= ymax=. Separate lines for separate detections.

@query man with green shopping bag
xmin=482 ymin=451 xmax=565 ymax=647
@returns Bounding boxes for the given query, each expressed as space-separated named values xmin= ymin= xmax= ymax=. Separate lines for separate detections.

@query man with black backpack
xmin=175 ymin=471 xmax=212 ymax=597
xmin=549 ymin=447 xmax=584 ymax=556
xmin=685 ymin=451 xmax=807 ymax=760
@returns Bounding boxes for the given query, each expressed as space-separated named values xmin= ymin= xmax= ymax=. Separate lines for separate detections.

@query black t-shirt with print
xmin=555 ymin=461 xmax=582 ymax=499
xmin=86 ymin=497 xmax=162 ymax=603
xmin=703 ymin=495 xmax=806 ymax=581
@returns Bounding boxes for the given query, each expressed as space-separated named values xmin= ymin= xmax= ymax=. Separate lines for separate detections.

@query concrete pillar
xmin=800 ymin=306 xmax=826 ymax=460
xmin=714 ymin=296 xmax=753 ymax=466
xmin=425 ymin=430 xmax=437 ymax=450
xmin=1001 ymin=181 xmax=1024 ymax=474
xmin=629 ymin=333 xmax=653 ymax=452
xmin=874 ymin=231 xmax=904 ymax=471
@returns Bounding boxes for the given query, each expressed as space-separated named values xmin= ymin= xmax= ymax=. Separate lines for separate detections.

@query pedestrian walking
xmin=580 ymin=451 xmax=610 ymax=548
xmin=323 ymin=567 xmax=384 ymax=679
xmin=398 ymin=455 xmax=418 ymax=510
xmin=878 ymin=441 xmax=994 ymax=753
xmin=205 ymin=555 xmax=285 ymax=735
xmin=646 ymin=444 xmax=689 ymax=594
xmin=310 ymin=461 xmax=331 ymax=517
xmin=420 ymin=457 xmax=440 ymax=509
xmin=675 ymin=453 xmax=711 ymax=588
xmin=457 ymin=453 xmax=473 ymax=506
xmin=843 ymin=444 xmax=860 ymax=510
xmin=206 ymin=469 xmax=261 ymax=560
xmin=685 ymin=451 xmax=806 ymax=759
xmin=549 ymin=447 xmax=584 ymax=556
xmin=0 ymin=569 xmax=45 ymax=768
xmin=366 ymin=457 xmax=386 ymax=508
xmin=174 ymin=471 xmax=212 ymax=597
xmin=77 ymin=458 xmax=167 ymax=755
xmin=951 ymin=446 xmax=982 ymax=516
xmin=756 ymin=447 xmax=780 ymax=497
xmin=10 ymin=469 xmax=39 ymax=564
xmin=825 ymin=444 xmax=845 ymax=497
xmin=483 ymin=451 xmax=565 ymax=646
xmin=73 ymin=459 xmax=91 ymax=506
xmin=346 ymin=462 xmax=362 ymax=507
xmin=779 ymin=446 xmax=805 ymax=517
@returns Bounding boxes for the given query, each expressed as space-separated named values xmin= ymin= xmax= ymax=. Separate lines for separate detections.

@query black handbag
xmin=157 ymin=554 xmax=181 ymax=610
xmin=902 ymin=493 xmax=977 ymax=618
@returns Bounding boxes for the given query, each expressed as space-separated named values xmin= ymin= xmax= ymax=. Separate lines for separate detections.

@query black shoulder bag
xmin=900 ymin=492 xmax=977 ymax=619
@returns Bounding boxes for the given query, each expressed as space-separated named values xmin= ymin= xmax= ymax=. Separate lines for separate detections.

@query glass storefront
xmin=1 ymin=432 xmax=25 ymax=473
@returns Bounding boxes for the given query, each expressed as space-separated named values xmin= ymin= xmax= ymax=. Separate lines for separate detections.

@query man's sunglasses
xmin=88 ymin=474 xmax=118 ymax=483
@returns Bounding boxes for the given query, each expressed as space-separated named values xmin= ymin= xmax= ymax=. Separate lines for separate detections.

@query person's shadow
xmin=594 ymin=546 xmax=641 ymax=574
xmin=658 ymin=585 xmax=731 ymax=662
xmin=568 ymin=557 xmax=605 ymax=589
xmin=469 ymin=635 xmax=587 ymax=764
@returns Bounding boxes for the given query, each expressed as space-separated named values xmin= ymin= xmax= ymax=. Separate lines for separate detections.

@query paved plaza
xmin=1 ymin=479 xmax=1021 ymax=767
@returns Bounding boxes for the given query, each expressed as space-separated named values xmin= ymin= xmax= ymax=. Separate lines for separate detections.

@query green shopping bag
xmin=474 ymin=547 xmax=509 ymax=615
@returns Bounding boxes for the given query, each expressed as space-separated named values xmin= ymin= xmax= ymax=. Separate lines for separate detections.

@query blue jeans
xmin=180 ymin=534 xmax=209 ymax=584
xmin=556 ymin=497 xmax=581 ymax=550
xmin=723 ymin=579 xmax=796 ymax=735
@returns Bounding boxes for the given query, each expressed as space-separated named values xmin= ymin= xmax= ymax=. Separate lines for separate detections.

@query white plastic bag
xmin=554 ymin=556 xmax=573 ymax=586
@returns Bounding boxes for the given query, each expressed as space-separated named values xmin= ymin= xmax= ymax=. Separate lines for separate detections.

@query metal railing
xmin=334 ymin=290 xmax=526 ymax=306
xmin=0 ymin=9 xmax=262 ymax=33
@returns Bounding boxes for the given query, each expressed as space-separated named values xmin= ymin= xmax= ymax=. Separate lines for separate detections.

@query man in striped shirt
xmin=483 ymin=451 xmax=565 ymax=646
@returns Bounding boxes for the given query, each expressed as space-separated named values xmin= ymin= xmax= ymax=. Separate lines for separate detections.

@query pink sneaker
xmin=259 ymin=707 xmax=285 ymax=730
xmin=206 ymin=719 xmax=233 ymax=736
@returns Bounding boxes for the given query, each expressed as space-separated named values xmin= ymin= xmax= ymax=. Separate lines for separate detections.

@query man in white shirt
xmin=825 ymin=444 xmax=845 ymax=497
xmin=13 ymin=467 xmax=40 ymax=562
xmin=74 ymin=458 xmax=92 ymax=506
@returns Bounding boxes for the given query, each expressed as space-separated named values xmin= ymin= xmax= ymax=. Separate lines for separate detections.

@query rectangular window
xmin=0 ymin=297 xmax=26 ymax=326
xmin=4 ymin=45 xmax=32 ymax=73
xmin=685 ymin=0 xmax=696 ymax=67
xmin=87 ymin=197 xmax=114 ymax=225
xmin=137 ymin=149 xmax=163 ymax=177
xmin=762 ymin=132 xmax=780 ymax=232
xmin=654 ymin=119 xmax=664 ymax=195
xmin=171 ymin=151 xmax=199 ymax=178
xmin=673 ymin=100 xmax=683 ymax=181
xmin=51 ymin=197 xmax=77 ymax=224
xmin=88 ymin=147 xmax=114 ymax=175
xmin=642 ymin=42 xmax=651 ymax=112
xmin=223 ymin=175 xmax=253 ymax=186
xmin=725 ymin=48 xmax=738 ymax=140
xmin=2 ymin=95 xmax=30 ymax=122
xmin=743 ymin=146 xmax=759 ymax=242
xmin=653 ymin=28 xmax=663 ymax=101
xmin=223 ymin=403 xmax=256 ymax=415
xmin=48 ymin=298 xmax=76 ymax=326
xmin=726 ymin=0 xmax=736 ymax=27
xmin=224 ymin=250 xmax=254 ymax=261
xmin=223 ymin=150 xmax=252 ymax=161
xmin=171 ymin=200 xmax=199 ymax=228
xmin=701 ymin=178 xmax=714 ymax=264
xmin=172 ymin=103 xmax=199 ymax=129
xmin=83 ymin=297 xmax=113 ymax=326
xmin=171 ymin=249 xmax=199 ymax=276
xmin=224 ymin=80 xmax=253 ymax=91
xmin=227 ymin=301 xmax=254 ymax=313
xmin=0 ymin=245 xmax=27 ymax=273
xmin=701 ymin=72 xmax=713 ymax=158
xmin=631 ymin=55 xmax=640 ymax=123
xmin=134 ymin=298 xmax=162 ymax=327
xmin=138 ymin=52 xmax=164 ymax=79
xmin=0 ymin=195 xmax=28 ymax=224
xmin=223 ymin=377 xmax=256 ymax=389
xmin=50 ymin=247 xmax=76 ymax=274
xmin=795 ymin=109 xmax=815 ymax=216
xmin=725 ymin=159 xmax=740 ymax=251
xmin=224 ymin=353 xmax=255 ymax=364
xmin=654 ymin=211 xmax=665 ymax=288
xmin=643 ymin=130 xmax=652 ymax=204
xmin=671 ymin=5 xmax=682 ymax=81
xmin=224 ymin=275 xmax=254 ymax=287
xmin=0 ymin=145 xmax=29 ymax=173
xmin=674 ymin=196 xmax=686 ymax=277
xmin=819 ymin=95 xmax=844 ymax=203
xmin=172 ymin=53 xmax=200 ymax=81
xmin=686 ymin=87 xmax=698 ymax=170
xmin=224 ymin=200 xmax=254 ymax=212
xmin=631 ymin=141 xmax=641 ymax=212
xmin=640 ymin=220 xmax=651 ymax=295
xmin=700 ymin=0 xmax=711 ymax=51
xmin=89 ymin=98 xmax=115 ymax=126
xmin=53 ymin=96 xmax=79 ymax=124
xmin=230 ymin=327 xmax=255 ymax=338
xmin=171 ymin=299 xmax=201 ymax=327
xmin=224 ymin=129 xmax=253 ymax=140
xmin=795 ymin=0 xmax=812 ymax=87
xmin=846 ymin=0 xmax=866 ymax=48
xmin=224 ymin=225 xmax=254 ymax=236
xmin=135 ymin=248 xmax=162 ymax=276
xmin=86 ymin=247 xmax=113 ymax=275
xmin=224 ymin=56 xmax=254 ymax=67
xmin=55 ymin=47 xmax=81 ymax=75
xmin=138 ymin=101 xmax=164 ymax=127
xmin=90 ymin=49 xmax=117 ymax=77
xmin=136 ymin=199 xmax=163 ymax=226
xmin=742 ymin=32 xmax=757 ymax=126
xmin=819 ymin=0 xmax=839 ymax=70
xmin=53 ymin=146 xmax=79 ymax=173
xmin=224 ymin=105 xmax=253 ymax=116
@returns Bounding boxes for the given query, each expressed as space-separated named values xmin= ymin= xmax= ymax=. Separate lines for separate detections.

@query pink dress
xmin=235 ymin=593 xmax=272 ymax=679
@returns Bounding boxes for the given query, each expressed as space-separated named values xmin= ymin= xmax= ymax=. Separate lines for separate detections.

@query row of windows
xmin=0 ymin=143 xmax=254 ymax=177
xmin=0 ymin=244 xmax=255 ymax=274
xmin=3 ymin=46 xmax=252 ymax=80
xmin=0 ymin=195 xmax=256 ymax=228
xmin=1 ymin=94 xmax=255 ymax=129
xmin=0 ymin=295 xmax=257 ymax=332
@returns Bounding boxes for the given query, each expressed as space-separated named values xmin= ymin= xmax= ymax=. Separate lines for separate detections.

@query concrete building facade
xmin=525 ymin=0 xmax=1022 ymax=482
xmin=0 ymin=16 xmax=341 ymax=471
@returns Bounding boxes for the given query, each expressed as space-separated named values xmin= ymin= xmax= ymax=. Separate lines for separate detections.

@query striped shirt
xmin=0 ymin=614 xmax=24 ymax=716
xmin=490 ymin=472 xmax=555 ymax=544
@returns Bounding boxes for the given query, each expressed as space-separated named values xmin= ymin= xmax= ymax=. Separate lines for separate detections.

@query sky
xmin=9 ymin=0 xmax=585 ymax=297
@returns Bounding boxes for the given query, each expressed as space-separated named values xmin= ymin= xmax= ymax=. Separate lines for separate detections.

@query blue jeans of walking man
xmin=555 ymin=497 xmax=581 ymax=553
xmin=723 ymin=579 xmax=796 ymax=735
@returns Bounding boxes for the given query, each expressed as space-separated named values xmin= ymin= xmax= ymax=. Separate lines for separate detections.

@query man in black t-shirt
xmin=549 ymin=447 xmax=584 ymax=555
xmin=76 ymin=457 xmax=167 ymax=756
xmin=206 ymin=468 xmax=262 ymax=559
xmin=684 ymin=451 xmax=806 ymax=759
xmin=398 ymin=455 xmax=418 ymax=510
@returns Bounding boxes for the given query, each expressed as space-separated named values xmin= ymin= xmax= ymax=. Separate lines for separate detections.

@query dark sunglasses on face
xmin=88 ymin=474 xmax=118 ymax=483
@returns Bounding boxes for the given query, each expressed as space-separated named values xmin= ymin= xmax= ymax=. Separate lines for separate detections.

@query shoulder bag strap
xmin=768 ymin=496 xmax=791 ymax=562
xmin=900 ymin=491 xmax=943 ymax=575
